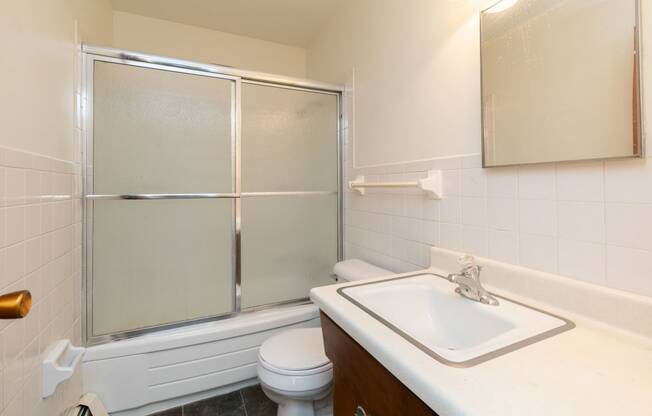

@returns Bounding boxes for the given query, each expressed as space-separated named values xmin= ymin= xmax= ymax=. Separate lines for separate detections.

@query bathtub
xmin=82 ymin=303 xmax=320 ymax=416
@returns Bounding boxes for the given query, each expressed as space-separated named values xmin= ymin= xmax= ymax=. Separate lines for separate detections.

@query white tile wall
xmin=0 ymin=146 xmax=83 ymax=416
xmin=342 ymin=109 xmax=652 ymax=297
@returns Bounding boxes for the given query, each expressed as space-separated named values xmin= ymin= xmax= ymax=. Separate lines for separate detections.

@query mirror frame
xmin=479 ymin=0 xmax=644 ymax=168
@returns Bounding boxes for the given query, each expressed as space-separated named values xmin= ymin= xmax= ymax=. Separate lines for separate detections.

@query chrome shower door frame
xmin=81 ymin=46 xmax=344 ymax=346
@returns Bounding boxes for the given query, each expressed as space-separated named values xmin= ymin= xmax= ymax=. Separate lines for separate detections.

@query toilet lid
xmin=259 ymin=328 xmax=330 ymax=372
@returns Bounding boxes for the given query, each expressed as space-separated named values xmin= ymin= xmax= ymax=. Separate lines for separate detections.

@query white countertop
xmin=310 ymin=265 xmax=652 ymax=416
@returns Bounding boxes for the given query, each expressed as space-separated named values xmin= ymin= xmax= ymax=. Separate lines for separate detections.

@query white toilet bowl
xmin=257 ymin=328 xmax=333 ymax=416
xmin=256 ymin=259 xmax=391 ymax=416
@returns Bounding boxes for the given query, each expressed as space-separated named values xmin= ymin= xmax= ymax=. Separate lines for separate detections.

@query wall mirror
xmin=480 ymin=0 xmax=642 ymax=167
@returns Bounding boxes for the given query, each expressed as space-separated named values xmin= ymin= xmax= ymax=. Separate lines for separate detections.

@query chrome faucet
xmin=447 ymin=255 xmax=499 ymax=306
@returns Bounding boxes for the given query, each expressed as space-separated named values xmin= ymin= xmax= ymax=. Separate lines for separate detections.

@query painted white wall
xmin=307 ymin=0 xmax=650 ymax=167
xmin=0 ymin=0 xmax=112 ymax=161
xmin=313 ymin=0 xmax=652 ymax=298
xmin=113 ymin=11 xmax=307 ymax=78
xmin=307 ymin=0 xmax=486 ymax=167
xmin=0 ymin=0 xmax=113 ymax=415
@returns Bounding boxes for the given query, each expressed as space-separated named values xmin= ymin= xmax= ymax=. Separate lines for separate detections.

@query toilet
xmin=257 ymin=259 xmax=392 ymax=416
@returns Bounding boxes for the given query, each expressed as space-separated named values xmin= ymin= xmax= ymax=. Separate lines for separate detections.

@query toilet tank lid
xmin=333 ymin=259 xmax=392 ymax=281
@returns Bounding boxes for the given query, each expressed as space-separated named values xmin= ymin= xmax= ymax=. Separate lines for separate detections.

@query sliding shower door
xmin=88 ymin=61 xmax=237 ymax=337
xmin=240 ymin=84 xmax=339 ymax=308
xmin=84 ymin=51 xmax=341 ymax=343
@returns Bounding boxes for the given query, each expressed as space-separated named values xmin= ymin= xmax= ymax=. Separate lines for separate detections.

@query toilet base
xmin=260 ymin=383 xmax=332 ymax=416
xmin=278 ymin=400 xmax=314 ymax=416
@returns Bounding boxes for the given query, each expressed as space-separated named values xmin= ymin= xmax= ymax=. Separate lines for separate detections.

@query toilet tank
xmin=332 ymin=259 xmax=392 ymax=282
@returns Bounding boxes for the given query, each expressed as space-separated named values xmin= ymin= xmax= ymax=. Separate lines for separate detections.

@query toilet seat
xmin=257 ymin=328 xmax=333 ymax=393
xmin=259 ymin=353 xmax=333 ymax=376
xmin=258 ymin=328 xmax=331 ymax=373
xmin=258 ymin=359 xmax=332 ymax=394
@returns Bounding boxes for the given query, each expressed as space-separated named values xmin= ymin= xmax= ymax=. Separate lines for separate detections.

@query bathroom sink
xmin=338 ymin=273 xmax=574 ymax=367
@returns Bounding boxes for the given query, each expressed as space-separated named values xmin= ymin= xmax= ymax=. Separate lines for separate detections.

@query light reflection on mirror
xmin=485 ymin=0 xmax=519 ymax=14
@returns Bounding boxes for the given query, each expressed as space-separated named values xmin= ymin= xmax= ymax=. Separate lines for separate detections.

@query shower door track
xmin=81 ymin=45 xmax=344 ymax=346
xmin=82 ymin=45 xmax=344 ymax=93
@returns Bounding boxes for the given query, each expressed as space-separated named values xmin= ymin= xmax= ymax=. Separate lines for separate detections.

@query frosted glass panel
xmin=92 ymin=199 xmax=233 ymax=335
xmin=87 ymin=60 xmax=340 ymax=338
xmin=242 ymin=84 xmax=338 ymax=192
xmin=93 ymin=62 xmax=233 ymax=194
xmin=241 ymin=195 xmax=338 ymax=308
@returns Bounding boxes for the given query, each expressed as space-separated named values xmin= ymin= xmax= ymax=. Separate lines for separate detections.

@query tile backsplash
xmin=0 ymin=146 xmax=82 ymax=415
xmin=343 ymin=144 xmax=652 ymax=298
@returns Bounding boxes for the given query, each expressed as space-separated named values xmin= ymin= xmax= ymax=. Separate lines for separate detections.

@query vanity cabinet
xmin=320 ymin=313 xmax=437 ymax=416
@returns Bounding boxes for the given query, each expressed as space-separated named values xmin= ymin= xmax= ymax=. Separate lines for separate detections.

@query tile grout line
xmin=240 ymin=389 xmax=249 ymax=416
xmin=554 ymin=163 xmax=560 ymax=274
xmin=515 ymin=169 xmax=522 ymax=266
xmin=602 ymin=160 xmax=608 ymax=285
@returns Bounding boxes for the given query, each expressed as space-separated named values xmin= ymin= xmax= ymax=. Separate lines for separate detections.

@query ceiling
xmin=111 ymin=0 xmax=347 ymax=47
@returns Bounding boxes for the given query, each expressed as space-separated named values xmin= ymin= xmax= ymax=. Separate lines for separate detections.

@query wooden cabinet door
xmin=321 ymin=313 xmax=437 ymax=416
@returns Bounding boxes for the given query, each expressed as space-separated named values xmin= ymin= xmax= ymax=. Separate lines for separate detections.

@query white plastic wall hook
xmin=42 ymin=339 xmax=85 ymax=398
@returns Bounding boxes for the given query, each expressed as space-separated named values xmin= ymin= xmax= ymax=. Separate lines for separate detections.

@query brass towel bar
xmin=0 ymin=290 xmax=32 ymax=319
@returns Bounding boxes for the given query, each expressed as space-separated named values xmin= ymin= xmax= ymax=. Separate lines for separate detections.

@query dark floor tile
xmin=240 ymin=385 xmax=268 ymax=403
xmin=183 ymin=391 xmax=245 ymax=416
xmin=220 ymin=406 xmax=250 ymax=416
xmin=150 ymin=407 xmax=182 ymax=416
xmin=241 ymin=385 xmax=277 ymax=416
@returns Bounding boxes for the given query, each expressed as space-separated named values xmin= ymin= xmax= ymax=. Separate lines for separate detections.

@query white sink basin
xmin=338 ymin=273 xmax=574 ymax=367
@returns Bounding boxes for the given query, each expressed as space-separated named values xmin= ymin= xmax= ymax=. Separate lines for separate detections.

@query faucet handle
xmin=458 ymin=254 xmax=482 ymax=279
xmin=458 ymin=254 xmax=475 ymax=269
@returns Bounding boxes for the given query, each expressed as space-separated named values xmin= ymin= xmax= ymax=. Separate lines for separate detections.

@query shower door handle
xmin=0 ymin=290 xmax=32 ymax=319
